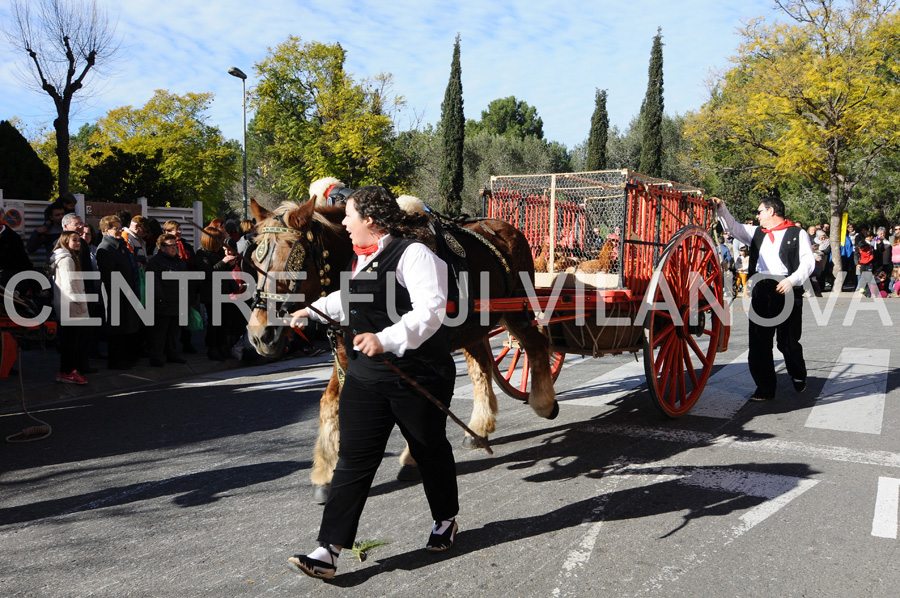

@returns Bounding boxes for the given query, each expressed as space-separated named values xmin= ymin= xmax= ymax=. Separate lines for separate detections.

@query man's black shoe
xmin=749 ymin=388 xmax=775 ymax=402
xmin=793 ymin=378 xmax=807 ymax=393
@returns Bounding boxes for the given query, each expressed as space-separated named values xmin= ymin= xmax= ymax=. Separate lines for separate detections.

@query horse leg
xmin=502 ymin=313 xmax=559 ymax=420
xmin=396 ymin=444 xmax=421 ymax=482
xmin=461 ymin=345 xmax=499 ymax=449
xmin=310 ymin=368 xmax=340 ymax=504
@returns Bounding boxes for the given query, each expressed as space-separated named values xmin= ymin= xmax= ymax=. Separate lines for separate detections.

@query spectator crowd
xmin=720 ymin=220 xmax=900 ymax=300
xmin=0 ymin=194 xmax=322 ymax=386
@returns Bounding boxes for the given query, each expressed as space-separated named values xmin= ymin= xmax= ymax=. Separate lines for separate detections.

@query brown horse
xmin=245 ymin=196 xmax=558 ymax=501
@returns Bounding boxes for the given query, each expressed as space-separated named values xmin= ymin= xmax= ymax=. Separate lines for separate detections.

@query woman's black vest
xmin=346 ymin=238 xmax=451 ymax=379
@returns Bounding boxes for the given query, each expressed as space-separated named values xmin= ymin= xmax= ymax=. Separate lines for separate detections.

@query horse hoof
xmin=312 ymin=484 xmax=330 ymax=505
xmin=461 ymin=435 xmax=484 ymax=450
xmin=547 ymin=400 xmax=560 ymax=420
xmin=397 ymin=464 xmax=422 ymax=482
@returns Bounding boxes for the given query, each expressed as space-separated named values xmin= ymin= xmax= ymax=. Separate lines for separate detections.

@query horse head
xmin=246 ymin=196 xmax=351 ymax=357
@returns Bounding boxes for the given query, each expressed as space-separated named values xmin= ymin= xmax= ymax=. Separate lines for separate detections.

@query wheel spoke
xmin=494 ymin=345 xmax=510 ymax=365
xmin=520 ymin=353 xmax=531 ymax=391
xmin=686 ymin=335 xmax=710 ymax=367
xmin=505 ymin=349 xmax=522 ymax=381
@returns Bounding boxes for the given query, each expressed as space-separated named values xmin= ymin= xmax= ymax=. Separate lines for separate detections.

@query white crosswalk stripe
xmin=556 ymin=358 xmax=646 ymax=406
xmin=690 ymin=349 xmax=784 ymax=419
xmin=805 ymin=348 xmax=890 ymax=434
xmin=872 ymin=477 xmax=900 ymax=539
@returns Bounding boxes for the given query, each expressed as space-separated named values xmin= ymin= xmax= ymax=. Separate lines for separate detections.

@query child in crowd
xmin=890 ymin=266 xmax=900 ymax=297
xmin=735 ymin=246 xmax=750 ymax=298
xmin=856 ymin=234 xmax=877 ymax=297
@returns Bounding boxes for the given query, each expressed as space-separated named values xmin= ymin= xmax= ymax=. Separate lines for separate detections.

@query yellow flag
xmin=840 ymin=212 xmax=849 ymax=244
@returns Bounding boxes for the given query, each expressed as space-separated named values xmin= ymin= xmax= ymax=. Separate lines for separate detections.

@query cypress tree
xmin=439 ymin=34 xmax=464 ymax=216
xmin=585 ymin=89 xmax=609 ymax=171
xmin=639 ymin=28 xmax=664 ymax=178
xmin=0 ymin=120 xmax=54 ymax=200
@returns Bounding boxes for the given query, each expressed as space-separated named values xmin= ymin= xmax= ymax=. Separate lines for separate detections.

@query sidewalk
xmin=0 ymin=332 xmax=331 ymax=416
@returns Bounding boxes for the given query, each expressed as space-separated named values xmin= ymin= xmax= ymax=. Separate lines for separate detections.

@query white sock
xmin=432 ymin=518 xmax=456 ymax=534
xmin=308 ymin=544 xmax=340 ymax=565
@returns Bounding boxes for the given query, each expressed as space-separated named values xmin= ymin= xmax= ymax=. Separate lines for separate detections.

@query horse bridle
xmin=251 ymin=214 xmax=333 ymax=318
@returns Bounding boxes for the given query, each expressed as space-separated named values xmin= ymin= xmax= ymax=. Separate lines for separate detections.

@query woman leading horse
xmin=245 ymin=183 xmax=558 ymax=504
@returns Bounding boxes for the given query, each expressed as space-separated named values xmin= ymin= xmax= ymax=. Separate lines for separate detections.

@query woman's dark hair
xmin=348 ymin=186 xmax=433 ymax=245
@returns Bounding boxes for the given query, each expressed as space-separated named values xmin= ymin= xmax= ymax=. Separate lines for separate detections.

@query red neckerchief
xmin=351 ymin=243 xmax=379 ymax=271
xmin=761 ymin=219 xmax=795 ymax=243
xmin=176 ymin=239 xmax=193 ymax=267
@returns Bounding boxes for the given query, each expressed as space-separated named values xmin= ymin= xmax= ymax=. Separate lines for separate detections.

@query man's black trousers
xmin=748 ymin=279 xmax=807 ymax=398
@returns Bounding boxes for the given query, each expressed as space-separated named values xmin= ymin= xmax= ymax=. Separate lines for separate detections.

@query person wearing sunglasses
xmin=712 ymin=196 xmax=815 ymax=402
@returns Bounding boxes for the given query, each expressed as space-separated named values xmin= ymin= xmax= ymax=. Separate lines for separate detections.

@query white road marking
xmin=556 ymin=359 xmax=646 ymax=406
xmin=872 ymin=477 xmax=900 ymax=539
xmin=594 ymin=423 xmax=900 ymax=469
xmin=805 ymin=348 xmax=890 ymax=434
xmin=689 ymin=350 xmax=784 ymax=419
xmin=553 ymin=460 xmax=819 ymax=597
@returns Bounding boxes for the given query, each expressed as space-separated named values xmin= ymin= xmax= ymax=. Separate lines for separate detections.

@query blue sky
xmin=0 ymin=0 xmax=779 ymax=150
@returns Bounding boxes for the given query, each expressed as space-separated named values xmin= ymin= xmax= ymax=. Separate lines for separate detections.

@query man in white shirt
xmin=713 ymin=196 xmax=815 ymax=402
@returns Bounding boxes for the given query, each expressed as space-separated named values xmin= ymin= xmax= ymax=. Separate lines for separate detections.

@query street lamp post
xmin=228 ymin=66 xmax=248 ymax=220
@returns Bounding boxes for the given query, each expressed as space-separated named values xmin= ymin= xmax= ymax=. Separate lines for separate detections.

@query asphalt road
xmin=2 ymin=296 xmax=899 ymax=597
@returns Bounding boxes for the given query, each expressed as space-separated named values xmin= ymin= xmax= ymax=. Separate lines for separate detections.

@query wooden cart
xmin=477 ymin=170 xmax=729 ymax=417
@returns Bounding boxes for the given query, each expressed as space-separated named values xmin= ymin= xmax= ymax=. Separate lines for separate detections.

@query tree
xmin=82 ymin=146 xmax=180 ymax=205
xmin=466 ymin=96 xmax=544 ymax=140
xmin=686 ymin=0 xmax=900 ymax=279
xmin=0 ymin=120 xmax=54 ymax=200
xmin=91 ymin=90 xmax=240 ymax=210
xmin=639 ymin=28 xmax=665 ymax=177
xmin=3 ymin=0 xmax=120 ymax=195
xmin=585 ymin=89 xmax=609 ymax=171
xmin=252 ymin=37 xmax=403 ymax=198
xmin=440 ymin=34 xmax=465 ymax=216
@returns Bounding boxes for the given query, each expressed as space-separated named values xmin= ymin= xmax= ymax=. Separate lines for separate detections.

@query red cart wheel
xmin=484 ymin=325 xmax=565 ymax=401
xmin=642 ymin=226 xmax=724 ymax=417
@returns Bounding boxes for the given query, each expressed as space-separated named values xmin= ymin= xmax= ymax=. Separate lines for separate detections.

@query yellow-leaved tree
xmin=687 ymin=0 xmax=900 ymax=279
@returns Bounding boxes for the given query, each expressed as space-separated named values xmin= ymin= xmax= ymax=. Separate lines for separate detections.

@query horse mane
xmin=270 ymin=200 xmax=345 ymax=237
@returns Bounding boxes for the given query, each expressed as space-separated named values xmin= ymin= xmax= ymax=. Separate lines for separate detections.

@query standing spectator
xmin=49 ymin=232 xmax=90 ymax=384
xmin=145 ymin=234 xmax=188 ymax=367
xmin=810 ymin=244 xmax=824 ymax=296
xmin=164 ymin=220 xmax=199 ymax=354
xmin=236 ymin=219 xmax=257 ymax=255
xmin=221 ymin=237 xmax=248 ymax=358
xmin=26 ymin=203 xmax=65 ymax=256
xmin=96 ymin=215 xmax=141 ymax=370
xmin=122 ymin=216 xmax=150 ymax=267
xmin=195 ymin=227 xmax=231 ymax=361
xmin=0 ymin=208 xmax=34 ymax=289
xmin=80 ymin=223 xmax=105 ymax=361
xmin=224 ymin=219 xmax=240 ymax=242
xmin=856 ymin=233 xmax=878 ymax=297
xmin=892 ymin=229 xmax=900 ymax=272
xmin=735 ymin=246 xmax=750 ymax=298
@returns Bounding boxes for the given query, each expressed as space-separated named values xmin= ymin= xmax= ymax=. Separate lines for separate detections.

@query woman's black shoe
xmin=426 ymin=519 xmax=458 ymax=552
xmin=287 ymin=545 xmax=338 ymax=580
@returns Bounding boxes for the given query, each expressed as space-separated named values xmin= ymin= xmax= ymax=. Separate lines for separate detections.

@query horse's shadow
xmin=329 ymin=460 xmax=818 ymax=587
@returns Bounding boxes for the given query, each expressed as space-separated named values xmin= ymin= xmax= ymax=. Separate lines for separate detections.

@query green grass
xmin=347 ymin=539 xmax=390 ymax=562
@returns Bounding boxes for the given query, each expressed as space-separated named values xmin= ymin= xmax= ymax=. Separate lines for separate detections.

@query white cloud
xmin=1 ymin=0 xmax=779 ymax=151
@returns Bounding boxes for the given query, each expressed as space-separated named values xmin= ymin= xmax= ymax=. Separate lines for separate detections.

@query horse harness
xmin=251 ymin=214 xmax=333 ymax=318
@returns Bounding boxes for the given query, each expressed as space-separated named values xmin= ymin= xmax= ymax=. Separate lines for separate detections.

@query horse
xmin=245 ymin=194 xmax=559 ymax=502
